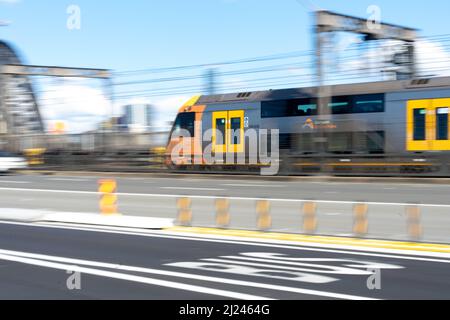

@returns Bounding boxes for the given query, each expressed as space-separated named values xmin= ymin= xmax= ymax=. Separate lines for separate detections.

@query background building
xmin=118 ymin=103 xmax=155 ymax=133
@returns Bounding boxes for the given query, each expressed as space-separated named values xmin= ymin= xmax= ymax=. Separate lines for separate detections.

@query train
xmin=165 ymin=76 xmax=450 ymax=176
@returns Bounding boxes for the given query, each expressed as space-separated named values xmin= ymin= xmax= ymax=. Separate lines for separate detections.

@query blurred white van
xmin=0 ymin=151 xmax=28 ymax=173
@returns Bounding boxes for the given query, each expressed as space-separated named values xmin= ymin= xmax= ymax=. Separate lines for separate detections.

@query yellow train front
xmin=166 ymin=77 xmax=450 ymax=176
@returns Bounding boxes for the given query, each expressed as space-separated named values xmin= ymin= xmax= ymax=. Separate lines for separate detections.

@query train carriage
xmin=166 ymin=76 xmax=450 ymax=176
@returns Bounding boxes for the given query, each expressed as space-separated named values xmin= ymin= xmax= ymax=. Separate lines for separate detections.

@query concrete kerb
xmin=0 ymin=209 xmax=174 ymax=229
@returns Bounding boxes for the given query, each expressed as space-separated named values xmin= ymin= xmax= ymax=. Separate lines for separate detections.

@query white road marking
xmin=324 ymin=212 xmax=344 ymax=216
xmin=224 ymin=184 xmax=284 ymax=188
xmin=1 ymin=220 xmax=450 ymax=262
xmin=211 ymin=254 xmax=403 ymax=273
xmin=0 ymin=181 xmax=29 ymax=184
xmin=47 ymin=178 xmax=88 ymax=182
xmin=202 ymin=258 xmax=370 ymax=276
xmin=168 ymin=261 xmax=338 ymax=285
xmin=0 ymin=248 xmax=376 ymax=300
xmin=0 ymin=187 xmax=449 ymax=208
xmin=161 ymin=187 xmax=225 ymax=191
xmin=0 ymin=251 xmax=270 ymax=300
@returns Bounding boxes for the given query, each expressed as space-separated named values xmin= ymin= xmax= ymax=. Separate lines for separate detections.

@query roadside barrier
xmin=302 ymin=201 xmax=318 ymax=234
xmin=256 ymin=200 xmax=272 ymax=231
xmin=406 ymin=205 xmax=422 ymax=240
xmin=215 ymin=198 xmax=231 ymax=228
xmin=353 ymin=203 xmax=369 ymax=237
xmin=98 ymin=179 xmax=119 ymax=215
xmin=92 ymin=187 xmax=431 ymax=241
xmin=23 ymin=148 xmax=46 ymax=166
xmin=177 ymin=197 xmax=193 ymax=226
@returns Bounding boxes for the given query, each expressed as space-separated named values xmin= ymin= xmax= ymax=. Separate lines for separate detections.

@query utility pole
xmin=313 ymin=10 xmax=418 ymax=157
xmin=204 ymin=68 xmax=217 ymax=96
xmin=0 ymin=20 xmax=10 ymax=146
xmin=314 ymin=11 xmax=331 ymax=160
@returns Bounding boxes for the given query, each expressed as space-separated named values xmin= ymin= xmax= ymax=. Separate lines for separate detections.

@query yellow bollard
xmin=177 ymin=197 xmax=192 ymax=226
xmin=353 ymin=203 xmax=369 ymax=237
xmin=303 ymin=201 xmax=317 ymax=234
xmin=98 ymin=179 xmax=118 ymax=215
xmin=24 ymin=148 xmax=46 ymax=166
xmin=256 ymin=200 xmax=272 ymax=231
xmin=406 ymin=205 xmax=422 ymax=240
xmin=215 ymin=198 xmax=230 ymax=228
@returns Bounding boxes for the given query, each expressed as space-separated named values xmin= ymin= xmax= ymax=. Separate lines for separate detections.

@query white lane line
xmin=324 ymin=212 xmax=344 ymax=216
xmin=1 ymin=220 xmax=450 ymax=262
xmin=0 ymin=252 xmax=269 ymax=300
xmin=47 ymin=178 xmax=88 ymax=182
xmin=0 ymin=181 xmax=30 ymax=184
xmin=1 ymin=187 xmax=450 ymax=208
xmin=223 ymin=184 xmax=284 ymax=188
xmin=0 ymin=249 xmax=375 ymax=300
xmin=161 ymin=187 xmax=225 ymax=191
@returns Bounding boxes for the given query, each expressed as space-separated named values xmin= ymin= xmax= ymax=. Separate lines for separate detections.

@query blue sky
xmin=0 ymin=0 xmax=447 ymax=71
xmin=1 ymin=0 xmax=450 ymax=132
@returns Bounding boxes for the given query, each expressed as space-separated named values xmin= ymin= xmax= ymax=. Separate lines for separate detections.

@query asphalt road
xmin=1 ymin=174 xmax=450 ymax=243
xmin=1 ymin=173 xmax=450 ymax=204
xmin=0 ymin=220 xmax=449 ymax=300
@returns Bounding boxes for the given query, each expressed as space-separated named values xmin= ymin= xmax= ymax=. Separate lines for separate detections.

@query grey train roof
xmin=197 ymin=76 xmax=450 ymax=104
xmin=0 ymin=40 xmax=44 ymax=134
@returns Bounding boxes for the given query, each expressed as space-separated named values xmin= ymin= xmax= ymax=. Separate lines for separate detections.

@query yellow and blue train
xmin=166 ymin=76 xmax=450 ymax=175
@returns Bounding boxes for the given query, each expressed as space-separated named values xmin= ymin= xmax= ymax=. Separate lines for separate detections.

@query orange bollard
xmin=215 ymin=198 xmax=230 ymax=228
xmin=303 ymin=201 xmax=317 ymax=234
xmin=256 ymin=200 xmax=272 ymax=231
xmin=177 ymin=197 xmax=193 ymax=226
xmin=406 ymin=205 xmax=422 ymax=240
xmin=353 ymin=203 xmax=369 ymax=237
xmin=98 ymin=179 xmax=118 ymax=215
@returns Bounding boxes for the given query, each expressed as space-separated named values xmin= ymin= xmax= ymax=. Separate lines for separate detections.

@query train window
xmin=436 ymin=108 xmax=449 ymax=140
xmin=329 ymin=96 xmax=351 ymax=115
xmin=413 ymin=109 xmax=426 ymax=141
xmin=293 ymin=99 xmax=318 ymax=116
xmin=261 ymin=100 xmax=290 ymax=118
xmin=173 ymin=112 xmax=195 ymax=137
xmin=261 ymin=94 xmax=384 ymax=118
xmin=216 ymin=118 xmax=226 ymax=145
xmin=230 ymin=117 xmax=241 ymax=145
xmin=261 ymin=99 xmax=318 ymax=118
xmin=353 ymin=94 xmax=385 ymax=113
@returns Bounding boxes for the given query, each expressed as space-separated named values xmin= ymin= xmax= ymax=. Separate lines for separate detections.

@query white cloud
xmin=0 ymin=0 xmax=20 ymax=3
xmin=327 ymin=38 xmax=450 ymax=82
xmin=40 ymin=82 xmax=111 ymax=134
xmin=416 ymin=39 xmax=450 ymax=77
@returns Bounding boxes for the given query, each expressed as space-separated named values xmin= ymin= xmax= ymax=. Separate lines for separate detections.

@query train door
xmin=228 ymin=110 xmax=245 ymax=153
xmin=431 ymin=98 xmax=450 ymax=151
xmin=212 ymin=111 xmax=228 ymax=153
xmin=212 ymin=110 xmax=245 ymax=157
xmin=407 ymin=99 xmax=433 ymax=151
xmin=407 ymin=98 xmax=450 ymax=151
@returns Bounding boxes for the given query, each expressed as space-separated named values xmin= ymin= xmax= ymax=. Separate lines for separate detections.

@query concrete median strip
xmin=0 ymin=209 xmax=173 ymax=229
